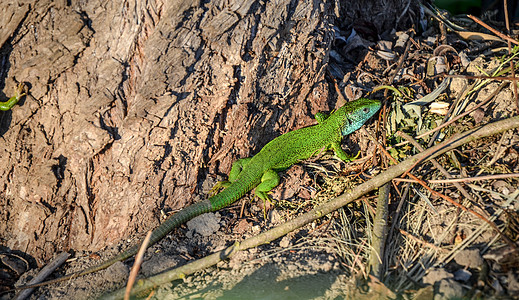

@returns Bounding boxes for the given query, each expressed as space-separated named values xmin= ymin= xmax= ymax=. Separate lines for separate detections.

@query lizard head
xmin=338 ymin=98 xmax=381 ymax=136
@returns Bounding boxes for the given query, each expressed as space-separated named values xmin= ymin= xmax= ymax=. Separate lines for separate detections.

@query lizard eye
xmin=363 ymin=107 xmax=371 ymax=114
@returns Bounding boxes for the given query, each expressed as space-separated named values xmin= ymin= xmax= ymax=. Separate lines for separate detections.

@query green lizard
xmin=0 ymin=83 xmax=26 ymax=111
xmin=16 ymin=97 xmax=381 ymax=290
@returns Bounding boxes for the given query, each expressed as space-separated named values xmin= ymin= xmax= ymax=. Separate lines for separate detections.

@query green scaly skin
xmin=16 ymin=98 xmax=381 ymax=290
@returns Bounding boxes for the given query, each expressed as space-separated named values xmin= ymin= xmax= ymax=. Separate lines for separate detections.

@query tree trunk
xmin=0 ymin=0 xmax=335 ymax=262
xmin=0 ymin=0 xmax=418 ymax=264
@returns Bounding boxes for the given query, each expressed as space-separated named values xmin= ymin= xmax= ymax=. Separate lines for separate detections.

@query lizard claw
xmin=255 ymin=191 xmax=275 ymax=221
xmin=344 ymin=150 xmax=361 ymax=162
xmin=15 ymin=83 xmax=27 ymax=98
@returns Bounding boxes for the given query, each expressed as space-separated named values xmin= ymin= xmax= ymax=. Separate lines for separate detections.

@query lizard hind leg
xmin=254 ymin=169 xmax=280 ymax=220
xmin=209 ymin=157 xmax=253 ymax=195
xmin=254 ymin=169 xmax=280 ymax=204
xmin=0 ymin=83 xmax=26 ymax=111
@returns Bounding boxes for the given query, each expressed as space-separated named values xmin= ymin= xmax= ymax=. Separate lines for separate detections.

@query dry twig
xmin=124 ymin=231 xmax=152 ymax=300
xmin=467 ymin=14 xmax=519 ymax=46
xmin=393 ymin=173 xmax=519 ymax=184
xmin=13 ymin=253 xmax=70 ymax=300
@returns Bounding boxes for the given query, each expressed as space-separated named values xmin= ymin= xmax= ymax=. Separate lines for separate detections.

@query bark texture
xmin=0 ymin=0 xmax=336 ymax=262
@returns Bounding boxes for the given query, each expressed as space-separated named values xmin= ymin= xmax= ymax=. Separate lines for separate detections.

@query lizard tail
xmin=15 ymin=199 xmax=213 ymax=290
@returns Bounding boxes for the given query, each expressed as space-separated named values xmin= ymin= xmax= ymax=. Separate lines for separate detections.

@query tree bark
xmin=0 ymin=0 xmax=337 ymax=262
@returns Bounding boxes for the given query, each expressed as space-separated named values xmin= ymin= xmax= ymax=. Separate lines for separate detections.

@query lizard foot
xmin=209 ymin=180 xmax=231 ymax=196
xmin=255 ymin=191 xmax=277 ymax=220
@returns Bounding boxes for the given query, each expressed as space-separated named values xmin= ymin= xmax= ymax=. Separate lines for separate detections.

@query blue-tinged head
xmin=335 ymin=98 xmax=381 ymax=136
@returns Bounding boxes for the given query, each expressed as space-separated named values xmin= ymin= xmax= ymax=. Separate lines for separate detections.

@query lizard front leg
xmin=331 ymin=141 xmax=359 ymax=162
